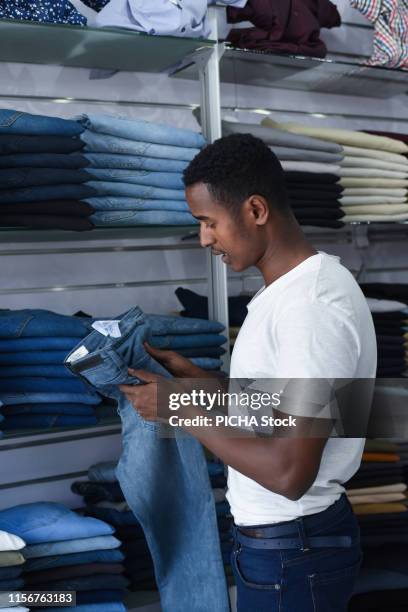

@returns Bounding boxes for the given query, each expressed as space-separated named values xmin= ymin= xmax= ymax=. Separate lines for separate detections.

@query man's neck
xmin=257 ymin=234 xmax=317 ymax=287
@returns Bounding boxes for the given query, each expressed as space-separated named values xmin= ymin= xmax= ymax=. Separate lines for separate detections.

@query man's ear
xmin=246 ymin=195 xmax=269 ymax=225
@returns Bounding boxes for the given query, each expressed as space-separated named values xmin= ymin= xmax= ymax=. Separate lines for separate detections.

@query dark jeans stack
xmin=0 ymin=502 xmax=127 ymax=612
xmin=176 ymin=287 xmax=252 ymax=328
xmin=0 ymin=109 xmax=97 ymax=231
xmin=0 ymin=309 xmax=102 ymax=433
xmin=75 ymin=113 xmax=204 ymax=228
xmin=72 ymin=459 xmax=232 ymax=591
xmin=346 ymin=440 xmax=408 ymax=611
xmin=285 ymin=171 xmax=345 ymax=228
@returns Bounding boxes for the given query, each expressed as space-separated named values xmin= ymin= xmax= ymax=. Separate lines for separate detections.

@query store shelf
xmin=174 ymin=47 xmax=408 ymax=98
xmin=0 ymin=19 xmax=214 ymax=72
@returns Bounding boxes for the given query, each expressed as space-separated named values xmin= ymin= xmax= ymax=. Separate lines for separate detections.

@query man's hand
xmin=144 ymin=342 xmax=213 ymax=378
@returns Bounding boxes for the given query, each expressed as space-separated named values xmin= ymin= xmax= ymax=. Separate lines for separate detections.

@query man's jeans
xmin=1 ymin=403 xmax=95 ymax=416
xmin=84 ymin=153 xmax=187 ymax=173
xmin=0 ymin=135 xmax=85 ymax=155
xmin=81 ymin=132 xmax=199 ymax=161
xmin=0 ymin=503 xmax=114 ymax=545
xmin=65 ymin=306 xmax=229 ymax=612
xmin=0 ymin=392 xmax=101 ymax=406
xmin=24 ymin=549 xmax=124 ymax=573
xmin=24 ymin=535 xmax=120 ymax=559
xmin=0 ymin=168 xmax=89 ymax=190
xmin=232 ymin=495 xmax=362 ymax=612
xmin=0 ymin=110 xmax=84 ymax=137
xmin=85 ymin=197 xmax=189 ymax=212
xmin=86 ymin=169 xmax=184 ymax=189
xmin=91 ymin=211 xmax=196 ymax=227
xmin=86 ymin=181 xmax=185 ymax=200
xmin=77 ymin=115 xmax=204 ymax=149
xmin=0 ymin=154 xmax=88 ymax=170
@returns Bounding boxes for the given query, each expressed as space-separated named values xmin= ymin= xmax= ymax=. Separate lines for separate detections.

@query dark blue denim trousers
xmin=0 ymin=110 xmax=84 ymax=137
xmin=65 ymin=306 xmax=229 ymax=612
xmin=232 ymin=495 xmax=362 ymax=612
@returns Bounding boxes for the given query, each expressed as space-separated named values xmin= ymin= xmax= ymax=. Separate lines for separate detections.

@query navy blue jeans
xmin=232 ymin=495 xmax=362 ymax=612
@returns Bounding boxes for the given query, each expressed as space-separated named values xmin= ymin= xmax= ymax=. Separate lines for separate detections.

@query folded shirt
xmin=269 ymin=146 xmax=344 ymax=163
xmin=347 ymin=483 xmax=407 ymax=495
xmin=341 ymin=178 xmax=408 ymax=188
xmin=281 ymin=161 xmax=341 ymax=174
xmin=343 ymin=145 xmax=408 ymax=164
xmin=339 ymin=167 xmax=408 ymax=179
xmin=343 ymin=212 xmax=408 ymax=222
xmin=341 ymin=156 xmax=408 ymax=173
xmin=367 ymin=298 xmax=408 ymax=312
xmin=352 ymin=502 xmax=408 ymax=514
xmin=341 ymin=204 xmax=408 ymax=215
xmin=0 ymin=530 xmax=26 ymax=552
xmin=284 ymin=171 xmax=340 ymax=184
xmin=342 ymin=187 xmax=407 ymax=197
xmin=340 ymin=196 xmax=407 ymax=205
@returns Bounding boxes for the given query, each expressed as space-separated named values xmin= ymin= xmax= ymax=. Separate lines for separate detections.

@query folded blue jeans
xmin=0 ymin=110 xmax=84 ymax=137
xmin=81 ymin=131 xmax=199 ymax=161
xmin=24 ymin=535 xmax=120 ymax=559
xmin=0 ymin=134 xmax=85 ymax=155
xmin=85 ymin=197 xmax=189 ymax=212
xmin=77 ymin=115 xmax=204 ymax=149
xmin=0 ymin=168 xmax=89 ymax=190
xmin=0 ymin=310 xmax=91 ymax=338
xmin=83 ymin=153 xmax=187 ymax=173
xmin=0 ymin=577 xmax=24 ymax=590
xmin=0 ymin=154 xmax=89 ymax=170
xmin=2 ymin=414 xmax=97 ymax=429
xmin=76 ymin=590 xmax=125 ymax=605
xmin=0 ymin=378 xmax=90 ymax=394
xmin=32 ymin=574 xmax=129 ymax=592
xmin=0 ymin=392 xmax=101 ymax=405
xmin=191 ymin=357 xmax=222 ymax=370
xmin=0 ymin=184 xmax=96 ymax=204
xmin=0 ymin=566 xmax=23 ymax=580
xmin=0 ymin=352 xmax=76 ymax=365
xmin=85 ymin=169 xmax=184 ymax=189
xmin=146 ymin=314 xmax=224 ymax=336
xmin=45 ymin=604 xmax=126 ymax=612
xmin=85 ymin=181 xmax=185 ymax=200
xmin=24 ymin=549 xmax=124 ymax=573
xmin=0 ymin=337 xmax=82 ymax=352
xmin=1 ymin=403 xmax=95 ymax=416
xmin=65 ymin=306 xmax=229 ymax=612
xmin=150 ymin=333 xmax=227 ymax=349
xmin=0 ymin=366 xmax=75 ymax=378
xmin=91 ymin=210 xmax=196 ymax=227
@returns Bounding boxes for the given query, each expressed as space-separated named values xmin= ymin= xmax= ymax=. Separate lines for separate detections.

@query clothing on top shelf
xmin=0 ymin=0 xmax=109 ymax=24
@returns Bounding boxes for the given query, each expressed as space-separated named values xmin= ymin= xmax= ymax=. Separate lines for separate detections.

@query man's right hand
xmin=144 ymin=342 xmax=211 ymax=378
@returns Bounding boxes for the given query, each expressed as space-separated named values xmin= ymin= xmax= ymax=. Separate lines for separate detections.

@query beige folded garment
xmin=347 ymin=493 xmax=406 ymax=504
xmin=341 ymin=204 xmax=408 ymax=215
xmin=281 ymin=161 xmax=341 ymax=174
xmin=341 ymin=156 xmax=408 ymax=173
xmin=339 ymin=167 xmax=408 ymax=179
xmin=261 ymin=118 xmax=408 ymax=154
xmin=343 ymin=212 xmax=408 ymax=222
xmin=347 ymin=483 xmax=407 ymax=495
xmin=340 ymin=196 xmax=407 ymax=205
xmin=343 ymin=145 xmax=408 ymax=164
xmin=229 ymin=326 xmax=241 ymax=339
xmin=342 ymin=187 xmax=408 ymax=197
xmin=341 ymin=178 xmax=408 ymax=188
xmin=352 ymin=502 xmax=407 ymax=515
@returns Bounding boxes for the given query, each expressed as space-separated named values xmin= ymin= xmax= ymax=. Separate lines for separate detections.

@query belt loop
xmin=295 ymin=518 xmax=310 ymax=552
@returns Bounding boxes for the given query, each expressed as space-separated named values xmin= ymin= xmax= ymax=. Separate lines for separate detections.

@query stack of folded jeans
xmin=366 ymin=297 xmax=408 ymax=378
xmin=347 ymin=439 xmax=408 ymax=611
xmin=76 ymin=114 xmax=203 ymax=228
xmin=0 ymin=401 xmax=3 ymax=440
xmin=0 ymin=109 xmax=96 ymax=231
xmin=146 ymin=312 xmax=227 ymax=361
xmin=0 ymin=502 xmax=127 ymax=612
xmin=0 ymin=528 xmax=26 ymax=609
xmin=176 ymin=287 xmax=252 ymax=328
xmin=262 ymin=118 xmax=408 ymax=223
xmin=0 ymin=309 xmax=102 ymax=433
xmin=222 ymin=119 xmax=345 ymax=228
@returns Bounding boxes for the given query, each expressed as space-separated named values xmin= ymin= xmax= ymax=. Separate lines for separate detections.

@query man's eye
xmin=206 ymin=223 xmax=215 ymax=229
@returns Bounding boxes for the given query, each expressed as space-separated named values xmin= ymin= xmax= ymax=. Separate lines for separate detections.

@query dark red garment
xmin=363 ymin=130 xmax=408 ymax=144
xmin=226 ymin=0 xmax=341 ymax=58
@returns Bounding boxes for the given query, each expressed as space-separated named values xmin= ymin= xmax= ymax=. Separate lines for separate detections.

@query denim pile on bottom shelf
xmin=0 ymin=502 xmax=127 ymax=612
xmin=71 ymin=459 xmax=233 ymax=592
xmin=0 ymin=527 xmax=26 ymax=610
xmin=0 ymin=309 xmax=102 ymax=432
xmin=0 ymin=109 xmax=205 ymax=230
xmin=64 ymin=306 xmax=230 ymax=612
xmin=346 ymin=438 xmax=408 ymax=612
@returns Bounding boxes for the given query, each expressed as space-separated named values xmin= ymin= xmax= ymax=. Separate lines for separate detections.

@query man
xmin=120 ymin=133 xmax=377 ymax=611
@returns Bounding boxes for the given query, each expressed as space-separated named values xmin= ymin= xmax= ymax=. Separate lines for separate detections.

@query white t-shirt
xmin=226 ymin=252 xmax=377 ymax=525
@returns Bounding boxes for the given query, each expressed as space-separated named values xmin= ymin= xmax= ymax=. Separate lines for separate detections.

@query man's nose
xmin=199 ymin=224 xmax=215 ymax=248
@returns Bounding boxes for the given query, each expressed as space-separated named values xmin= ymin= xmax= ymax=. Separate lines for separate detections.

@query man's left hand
xmin=119 ymin=369 xmax=179 ymax=423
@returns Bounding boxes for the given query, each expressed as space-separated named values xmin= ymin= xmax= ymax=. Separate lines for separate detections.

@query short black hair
xmin=183 ymin=133 xmax=289 ymax=214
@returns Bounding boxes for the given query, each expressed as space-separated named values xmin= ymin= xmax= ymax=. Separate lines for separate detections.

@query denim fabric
xmin=45 ymin=606 xmax=126 ymax=612
xmin=91 ymin=210 xmax=196 ymax=226
xmin=88 ymin=462 xmax=118 ymax=483
xmin=87 ymin=507 xmax=137 ymax=527
xmin=24 ymin=549 xmax=124 ymax=572
xmin=0 ymin=310 xmax=91 ymax=338
xmin=72 ymin=481 xmax=124 ymax=503
xmin=81 ymin=132 xmax=199 ymax=161
xmin=77 ymin=115 xmax=205 ymax=149
xmin=176 ymin=286 xmax=251 ymax=326
xmin=0 ymin=184 xmax=96 ymax=204
xmin=85 ymin=197 xmax=189 ymax=212
xmin=177 ymin=346 xmax=225 ymax=357
xmin=0 ymin=504 xmax=114 ymax=545
xmin=65 ymin=307 xmax=229 ymax=612
xmin=86 ymin=169 xmax=184 ymax=189
xmin=1 ymin=403 xmax=95 ymax=416
xmin=147 ymin=314 xmax=224 ymax=336
xmin=0 ymin=378 xmax=90 ymax=394
xmin=84 ymin=153 xmax=187 ymax=172
xmin=0 ymin=154 xmax=88 ymax=170
xmin=32 ymin=574 xmax=129 ymax=591
xmin=0 ymin=578 xmax=24 ymax=590
xmin=0 ymin=366 xmax=75 ymax=378
xmin=190 ymin=357 xmax=222 ymax=370
xmin=150 ymin=333 xmax=227 ymax=349
xmin=85 ymin=181 xmax=185 ymax=200
xmin=24 ymin=536 xmax=120 ymax=559
xmin=0 ymin=392 xmax=101 ymax=405
xmin=0 ymin=352 xmax=76 ymax=365
xmin=0 ymin=135 xmax=84 ymax=155
xmin=207 ymin=462 xmax=225 ymax=477
xmin=216 ymin=502 xmax=230 ymax=517
xmin=0 ymin=215 xmax=94 ymax=232
xmin=2 ymin=414 xmax=97 ymax=429
xmin=0 ymin=566 xmax=22 ymax=580
xmin=76 ymin=590 xmax=125 ymax=605
xmin=0 ymin=110 xmax=84 ymax=137
xmin=24 ymin=562 xmax=124 ymax=583
xmin=0 ymin=168 xmax=89 ymax=190
xmin=232 ymin=495 xmax=361 ymax=612
xmin=354 ymin=568 xmax=408 ymax=594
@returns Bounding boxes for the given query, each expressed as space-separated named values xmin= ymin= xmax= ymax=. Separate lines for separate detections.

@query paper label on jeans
xmin=92 ymin=320 xmax=122 ymax=338
xmin=68 ymin=345 xmax=89 ymax=363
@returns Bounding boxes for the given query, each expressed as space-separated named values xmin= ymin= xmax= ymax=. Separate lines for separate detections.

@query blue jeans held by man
xmin=232 ymin=494 xmax=362 ymax=612
xmin=65 ymin=306 xmax=229 ymax=612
